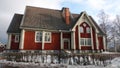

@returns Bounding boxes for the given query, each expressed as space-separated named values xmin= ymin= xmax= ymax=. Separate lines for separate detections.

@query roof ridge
xmin=26 ymin=6 xmax=61 ymax=11
xmin=14 ymin=13 xmax=23 ymax=15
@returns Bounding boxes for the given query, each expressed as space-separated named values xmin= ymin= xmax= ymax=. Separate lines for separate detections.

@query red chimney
xmin=65 ymin=8 xmax=70 ymax=25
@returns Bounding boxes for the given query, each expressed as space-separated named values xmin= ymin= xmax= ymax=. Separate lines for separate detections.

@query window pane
xmin=36 ymin=31 xmax=42 ymax=42
xmin=80 ymin=38 xmax=84 ymax=45
xmin=45 ymin=32 xmax=51 ymax=42
xmin=88 ymin=38 xmax=91 ymax=45
xmin=80 ymin=27 xmax=84 ymax=33
xmin=86 ymin=27 xmax=90 ymax=33
xmin=85 ymin=39 xmax=87 ymax=45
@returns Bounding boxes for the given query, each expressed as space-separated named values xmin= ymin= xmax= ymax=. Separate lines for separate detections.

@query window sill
xmin=35 ymin=41 xmax=51 ymax=43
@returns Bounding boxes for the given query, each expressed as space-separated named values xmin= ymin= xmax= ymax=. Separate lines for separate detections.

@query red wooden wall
xmin=10 ymin=34 xmax=19 ymax=50
xmin=98 ymin=36 xmax=104 ymax=50
xmin=24 ymin=30 xmax=61 ymax=50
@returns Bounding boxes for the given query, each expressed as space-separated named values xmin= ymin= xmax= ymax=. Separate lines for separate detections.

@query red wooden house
xmin=7 ymin=6 xmax=106 ymax=53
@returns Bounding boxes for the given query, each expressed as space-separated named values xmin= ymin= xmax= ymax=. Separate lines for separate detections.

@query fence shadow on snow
xmin=2 ymin=50 xmax=120 ymax=67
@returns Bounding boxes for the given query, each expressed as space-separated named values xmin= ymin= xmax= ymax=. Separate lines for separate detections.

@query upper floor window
xmin=15 ymin=35 xmax=19 ymax=43
xmin=86 ymin=27 xmax=91 ymax=33
xmin=35 ymin=31 xmax=51 ymax=43
xmin=80 ymin=38 xmax=91 ymax=46
xmin=80 ymin=26 xmax=84 ymax=33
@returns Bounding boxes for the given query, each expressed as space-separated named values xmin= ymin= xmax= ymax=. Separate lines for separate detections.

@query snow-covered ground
xmin=0 ymin=57 xmax=120 ymax=68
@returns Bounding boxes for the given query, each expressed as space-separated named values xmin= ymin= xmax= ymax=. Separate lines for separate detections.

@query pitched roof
xmin=20 ymin=6 xmax=79 ymax=30
xmin=89 ymin=16 xmax=106 ymax=35
xmin=7 ymin=6 xmax=105 ymax=36
xmin=7 ymin=14 xmax=23 ymax=33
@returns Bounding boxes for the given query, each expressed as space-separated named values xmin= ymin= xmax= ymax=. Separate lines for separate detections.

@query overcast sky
xmin=0 ymin=0 xmax=120 ymax=44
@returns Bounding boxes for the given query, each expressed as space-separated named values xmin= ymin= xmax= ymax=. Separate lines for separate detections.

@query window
xmin=80 ymin=38 xmax=91 ymax=46
xmin=83 ymin=23 xmax=86 ymax=27
xmin=35 ymin=31 xmax=42 ymax=42
xmin=45 ymin=32 xmax=51 ymax=42
xmin=15 ymin=35 xmax=19 ymax=43
xmin=86 ymin=27 xmax=91 ymax=33
xmin=80 ymin=38 xmax=84 ymax=45
xmin=87 ymin=38 xmax=91 ymax=45
xmin=35 ymin=31 xmax=51 ymax=43
xmin=80 ymin=26 xmax=84 ymax=33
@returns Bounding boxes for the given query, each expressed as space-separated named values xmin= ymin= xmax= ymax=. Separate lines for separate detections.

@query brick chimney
xmin=65 ymin=8 xmax=70 ymax=25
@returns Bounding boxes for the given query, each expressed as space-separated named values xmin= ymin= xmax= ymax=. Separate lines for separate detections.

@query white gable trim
xmin=72 ymin=11 xmax=99 ymax=33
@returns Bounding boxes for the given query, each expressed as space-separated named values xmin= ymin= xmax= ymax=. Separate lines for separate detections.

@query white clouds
xmin=63 ymin=0 xmax=83 ymax=3
xmin=86 ymin=0 xmax=105 ymax=10
xmin=0 ymin=0 xmax=120 ymax=43
xmin=0 ymin=0 xmax=63 ymax=43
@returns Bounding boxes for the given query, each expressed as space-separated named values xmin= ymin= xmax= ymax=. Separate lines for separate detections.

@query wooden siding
xmin=44 ymin=32 xmax=61 ymax=50
xmin=24 ymin=30 xmax=61 ymax=50
xmin=98 ymin=36 xmax=104 ymax=50
xmin=75 ymin=26 xmax=79 ymax=50
xmin=92 ymin=28 xmax=97 ymax=50
xmin=10 ymin=34 xmax=19 ymax=50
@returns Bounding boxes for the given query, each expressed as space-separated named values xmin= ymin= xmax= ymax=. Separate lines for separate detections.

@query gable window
xmin=35 ymin=31 xmax=51 ymax=43
xmin=15 ymin=35 xmax=19 ymax=43
xmin=80 ymin=38 xmax=91 ymax=46
xmin=80 ymin=26 xmax=84 ymax=33
xmin=86 ymin=27 xmax=91 ymax=33
xmin=83 ymin=23 xmax=86 ymax=27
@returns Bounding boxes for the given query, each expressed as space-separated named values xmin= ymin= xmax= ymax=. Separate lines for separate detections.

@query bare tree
xmin=114 ymin=15 xmax=120 ymax=38
xmin=112 ymin=15 xmax=120 ymax=52
xmin=97 ymin=10 xmax=111 ymax=50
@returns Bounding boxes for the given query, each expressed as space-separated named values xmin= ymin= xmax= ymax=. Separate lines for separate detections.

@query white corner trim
xmin=7 ymin=34 xmax=11 ymax=49
xmin=78 ymin=26 xmax=81 ymax=49
xmin=103 ymin=36 xmax=106 ymax=51
xmin=42 ymin=31 xmax=45 ymax=50
xmin=96 ymin=33 xmax=99 ymax=50
xmin=19 ymin=29 xmax=25 ymax=49
xmin=71 ymin=31 xmax=76 ymax=49
xmin=90 ymin=27 xmax=94 ymax=50
xmin=60 ymin=32 xmax=63 ymax=49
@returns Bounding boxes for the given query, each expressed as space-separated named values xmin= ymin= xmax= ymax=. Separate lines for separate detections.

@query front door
xmin=63 ymin=39 xmax=70 ymax=49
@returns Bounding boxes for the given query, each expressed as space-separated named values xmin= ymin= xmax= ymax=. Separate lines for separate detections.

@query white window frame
xmin=15 ymin=35 xmax=19 ymax=43
xmin=80 ymin=38 xmax=91 ymax=46
xmin=80 ymin=26 xmax=84 ymax=33
xmin=35 ymin=31 xmax=51 ymax=43
xmin=86 ymin=27 xmax=91 ymax=33
xmin=35 ymin=31 xmax=42 ymax=42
